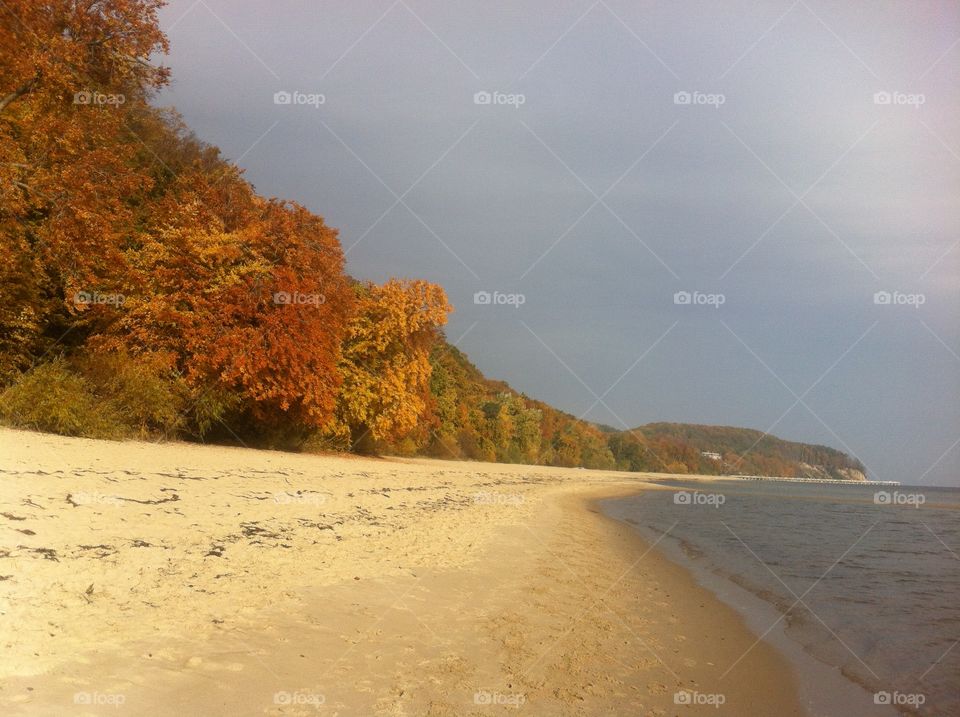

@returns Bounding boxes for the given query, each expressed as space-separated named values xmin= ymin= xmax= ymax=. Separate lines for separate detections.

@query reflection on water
xmin=606 ymin=480 xmax=960 ymax=717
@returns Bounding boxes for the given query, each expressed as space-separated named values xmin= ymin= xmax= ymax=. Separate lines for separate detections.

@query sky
xmin=153 ymin=0 xmax=959 ymax=486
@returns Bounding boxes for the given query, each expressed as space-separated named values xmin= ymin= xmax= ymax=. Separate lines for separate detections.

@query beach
xmin=0 ymin=427 xmax=803 ymax=715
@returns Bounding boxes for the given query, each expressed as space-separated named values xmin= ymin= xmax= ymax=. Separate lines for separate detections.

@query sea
xmin=602 ymin=480 xmax=960 ymax=717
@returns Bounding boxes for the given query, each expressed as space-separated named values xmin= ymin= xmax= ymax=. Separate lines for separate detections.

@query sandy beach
xmin=0 ymin=427 xmax=803 ymax=715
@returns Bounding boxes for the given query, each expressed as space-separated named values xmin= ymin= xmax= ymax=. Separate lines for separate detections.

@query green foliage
xmin=418 ymin=343 xmax=614 ymax=469
xmin=0 ymin=359 xmax=127 ymax=439
xmin=406 ymin=341 xmax=862 ymax=478
xmin=73 ymin=351 xmax=186 ymax=437
xmin=184 ymin=386 xmax=243 ymax=440
xmin=0 ymin=352 xmax=189 ymax=440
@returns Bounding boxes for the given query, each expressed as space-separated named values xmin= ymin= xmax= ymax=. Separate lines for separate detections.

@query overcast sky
xmin=154 ymin=0 xmax=959 ymax=486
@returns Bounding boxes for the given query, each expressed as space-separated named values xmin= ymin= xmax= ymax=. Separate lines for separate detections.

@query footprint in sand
xmin=647 ymin=681 xmax=669 ymax=695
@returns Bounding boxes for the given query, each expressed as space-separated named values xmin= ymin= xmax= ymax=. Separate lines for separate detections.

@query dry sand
xmin=0 ymin=427 xmax=804 ymax=715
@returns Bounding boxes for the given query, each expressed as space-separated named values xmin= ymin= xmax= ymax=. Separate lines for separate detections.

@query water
xmin=602 ymin=480 xmax=960 ymax=717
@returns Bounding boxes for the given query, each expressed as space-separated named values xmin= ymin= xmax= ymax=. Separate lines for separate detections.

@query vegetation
xmin=605 ymin=422 xmax=867 ymax=479
xmin=0 ymin=0 xmax=445 ymax=447
xmin=417 ymin=344 xmax=615 ymax=469
xmin=0 ymin=1 xmax=866 ymax=480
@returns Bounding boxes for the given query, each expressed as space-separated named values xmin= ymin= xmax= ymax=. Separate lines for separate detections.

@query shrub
xmin=75 ymin=351 xmax=187 ymax=438
xmin=665 ymin=460 xmax=690 ymax=475
xmin=184 ymin=386 xmax=242 ymax=440
xmin=0 ymin=359 xmax=127 ymax=439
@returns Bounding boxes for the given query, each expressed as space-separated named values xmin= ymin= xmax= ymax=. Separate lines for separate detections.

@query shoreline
xmin=600 ymin=494 xmax=901 ymax=717
xmin=1 ymin=428 xmax=803 ymax=715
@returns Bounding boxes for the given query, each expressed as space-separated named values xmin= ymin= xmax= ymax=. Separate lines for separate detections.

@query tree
xmin=1 ymin=0 xmax=169 ymax=379
xmin=329 ymin=279 xmax=450 ymax=449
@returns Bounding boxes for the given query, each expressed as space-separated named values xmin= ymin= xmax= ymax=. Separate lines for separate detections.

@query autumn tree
xmin=93 ymin=135 xmax=355 ymax=435
xmin=328 ymin=279 xmax=450 ymax=449
xmin=0 ymin=0 xmax=169 ymax=379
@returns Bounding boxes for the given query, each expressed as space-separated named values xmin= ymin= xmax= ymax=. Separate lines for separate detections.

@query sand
xmin=0 ymin=427 xmax=804 ymax=715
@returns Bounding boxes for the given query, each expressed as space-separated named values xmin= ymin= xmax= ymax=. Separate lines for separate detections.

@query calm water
xmin=604 ymin=480 xmax=960 ymax=717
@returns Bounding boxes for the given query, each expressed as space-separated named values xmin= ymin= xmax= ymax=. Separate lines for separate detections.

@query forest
xmin=0 ymin=0 xmax=865 ymax=480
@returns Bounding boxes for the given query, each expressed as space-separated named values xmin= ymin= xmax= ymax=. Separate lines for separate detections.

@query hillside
xmin=370 ymin=341 xmax=868 ymax=481
xmin=605 ymin=422 xmax=867 ymax=480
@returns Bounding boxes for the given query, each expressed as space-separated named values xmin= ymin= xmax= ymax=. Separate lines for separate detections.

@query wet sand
xmin=0 ymin=428 xmax=804 ymax=715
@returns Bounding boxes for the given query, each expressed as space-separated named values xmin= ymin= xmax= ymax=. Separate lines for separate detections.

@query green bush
xmin=0 ymin=352 xmax=189 ymax=440
xmin=74 ymin=351 xmax=187 ymax=438
xmin=185 ymin=385 xmax=242 ymax=440
xmin=0 ymin=359 xmax=128 ymax=439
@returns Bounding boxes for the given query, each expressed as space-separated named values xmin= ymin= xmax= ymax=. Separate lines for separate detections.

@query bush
xmin=75 ymin=351 xmax=187 ymax=438
xmin=0 ymin=359 xmax=128 ymax=439
xmin=0 ymin=352 xmax=189 ymax=440
xmin=184 ymin=386 xmax=241 ymax=440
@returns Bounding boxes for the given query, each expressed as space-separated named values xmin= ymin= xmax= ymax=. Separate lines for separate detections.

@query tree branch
xmin=0 ymin=72 xmax=41 ymax=115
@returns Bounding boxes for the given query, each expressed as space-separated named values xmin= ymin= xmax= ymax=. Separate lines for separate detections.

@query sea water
xmin=603 ymin=480 xmax=960 ymax=716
